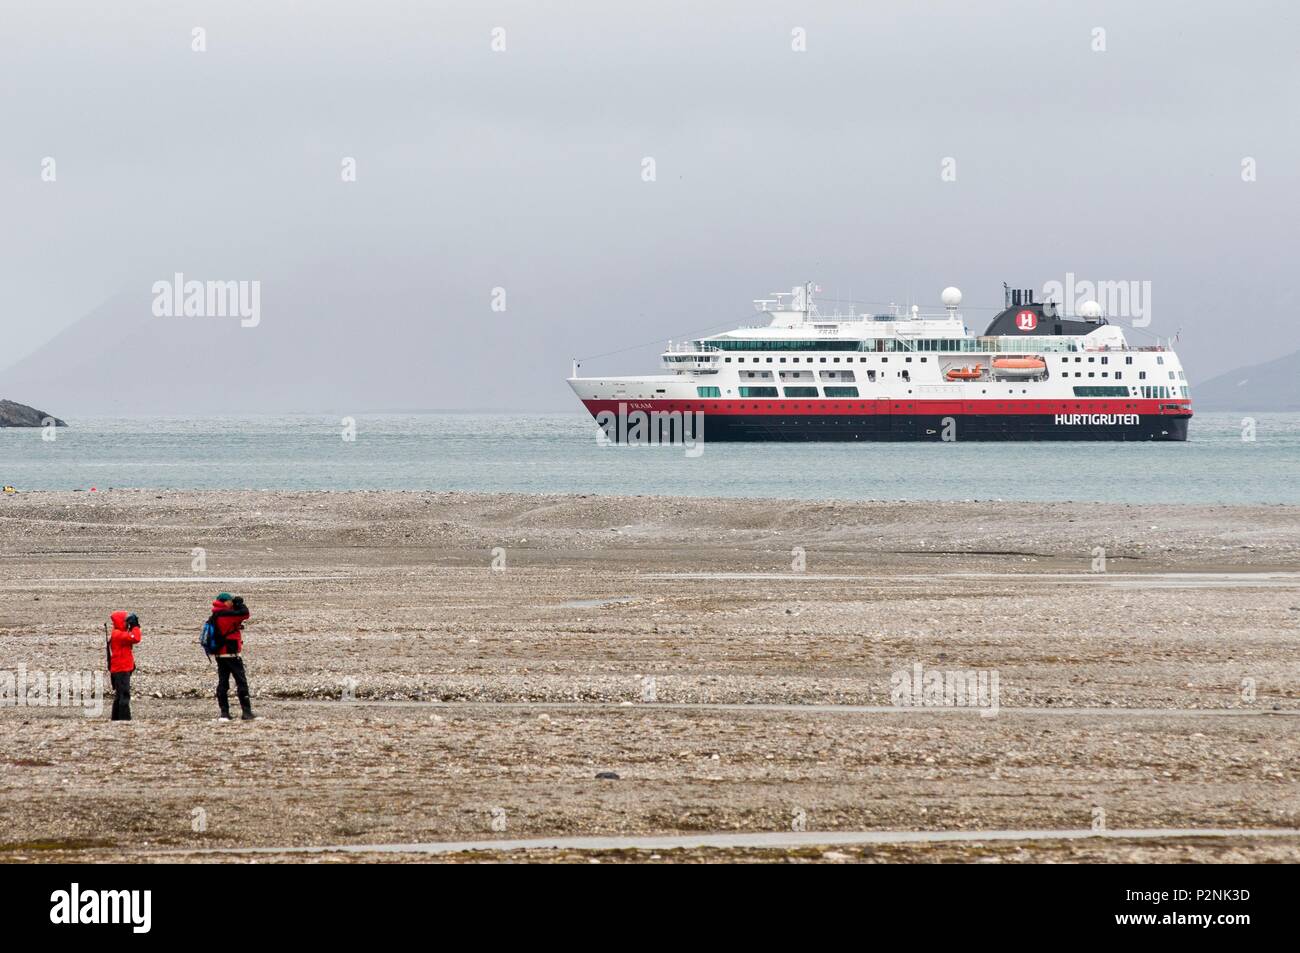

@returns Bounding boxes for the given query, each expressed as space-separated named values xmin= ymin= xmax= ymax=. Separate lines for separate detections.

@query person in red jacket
xmin=108 ymin=610 xmax=142 ymax=721
xmin=208 ymin=593 xmax=254 ymax=721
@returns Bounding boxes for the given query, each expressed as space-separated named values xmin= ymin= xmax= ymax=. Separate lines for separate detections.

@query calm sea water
xmin=0 ymin=413 xmax=1295 ymax=504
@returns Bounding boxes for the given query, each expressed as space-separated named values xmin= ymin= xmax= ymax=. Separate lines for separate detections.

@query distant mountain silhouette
xmin=0 ymin=277 xmax=563 ymax=415
xmin=1193 ymin=350 xmax=1300 ymax=411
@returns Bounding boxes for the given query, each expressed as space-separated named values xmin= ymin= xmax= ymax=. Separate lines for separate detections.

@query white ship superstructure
xmin=568 ymin=283 xmax=1191 ymax=441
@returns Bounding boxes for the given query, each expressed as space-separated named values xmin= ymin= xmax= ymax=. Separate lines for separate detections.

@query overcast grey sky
xmin=2 ymin=1 xmax=1297 ymax=412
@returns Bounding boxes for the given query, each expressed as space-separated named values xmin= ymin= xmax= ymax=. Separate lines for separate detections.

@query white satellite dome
xmin=941 ymin=286 xmax=963 ymax=307
xmin=1079 ymin=300 xmax=1103 ymax=319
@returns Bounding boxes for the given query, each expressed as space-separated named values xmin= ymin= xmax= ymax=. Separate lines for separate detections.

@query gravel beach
xmin=1 ymin=490 xmax=1297 ymax=863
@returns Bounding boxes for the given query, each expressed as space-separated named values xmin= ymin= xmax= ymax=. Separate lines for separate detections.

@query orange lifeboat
xmin=945 ymin=365 xmax=984 ymax=381
xmin=992 ymin=356 xmax=1046 ymax=377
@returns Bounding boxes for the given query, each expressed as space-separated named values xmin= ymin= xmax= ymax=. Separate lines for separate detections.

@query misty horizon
xmin=3 ymin=2 xmax=1298 ymax=414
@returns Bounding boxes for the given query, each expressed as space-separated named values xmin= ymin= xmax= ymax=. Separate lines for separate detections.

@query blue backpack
xmin=199 ymin=618 xmax=222 ymax=657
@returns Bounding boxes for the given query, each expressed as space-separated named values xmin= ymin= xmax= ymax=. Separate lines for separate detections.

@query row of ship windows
xmin=699 ymin=385 xmax=1184 ymax=400
xmin=714 ymin=356 xmax=1180 ymax=379
xmin=1071 ymin=385 xmax=1182 ymax=398
xmin=734 ymin=369 xmax=1185 ymax=383
xmin=724 ymin=355 xmax=925 ymax=363
xmin=712 ymin=354 xmax=1174 ymax=366
xmin=1066 ymin=369 xmax=1190 ymax=387
xmin=1058 ymin=355 xmax=1183 ymax=377
xmin=697 ymin=386 xmax=862 ymax=398
xmin=744 ymin=369 xmax=900 ymax=382
xmin=703 ymin=339 xmax=1087 ymax=354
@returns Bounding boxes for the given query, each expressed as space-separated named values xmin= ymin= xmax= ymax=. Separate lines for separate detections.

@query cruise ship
xmin=567 ymin=283 xmax=1191 ymax=441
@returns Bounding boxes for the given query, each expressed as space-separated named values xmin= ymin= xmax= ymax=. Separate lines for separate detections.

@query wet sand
xmin=1 ymin=490 xmax=1298 ymax=863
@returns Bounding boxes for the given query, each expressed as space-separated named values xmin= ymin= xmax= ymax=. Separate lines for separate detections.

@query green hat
xmin=216 ymin=592 xmax=234 ymax=602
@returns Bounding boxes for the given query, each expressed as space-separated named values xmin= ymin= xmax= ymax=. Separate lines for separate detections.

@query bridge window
xmin=710 ymin=339 xmax=863 ymax=352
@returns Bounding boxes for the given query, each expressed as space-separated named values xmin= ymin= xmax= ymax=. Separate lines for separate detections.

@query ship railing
xmin=658 ymin=337 xmax=1166 ymax=356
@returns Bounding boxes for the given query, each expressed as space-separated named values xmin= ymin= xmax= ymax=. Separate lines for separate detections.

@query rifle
xmin=102 ymin=621 xmax=112 ymax=702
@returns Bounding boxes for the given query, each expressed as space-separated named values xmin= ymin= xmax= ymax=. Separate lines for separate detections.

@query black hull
xmin=604 ymin=413 xmax=1190 ymax=442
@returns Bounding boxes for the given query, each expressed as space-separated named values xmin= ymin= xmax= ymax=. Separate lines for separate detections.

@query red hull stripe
xmin=582 ymin=398 xmax=1192 ymax=417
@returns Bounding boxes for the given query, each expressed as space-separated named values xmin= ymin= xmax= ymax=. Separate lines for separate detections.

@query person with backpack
xmin=107 ymin=611 xmax=142 ymax=721
xmin=206 ymin=592 xmax=255 ymax=721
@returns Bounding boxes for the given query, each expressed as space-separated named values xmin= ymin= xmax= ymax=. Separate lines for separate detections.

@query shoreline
xmin=9 ymin=484 xmax=1300 ymax=502
xmin=3 ymin=489 xmax=1298 ymax=862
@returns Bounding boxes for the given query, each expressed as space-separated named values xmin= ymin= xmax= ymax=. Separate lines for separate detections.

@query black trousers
xmin=110 ymin=671 xmax=132 ymax=721
xmin=216 ymin=656 xmax=252 ymax=716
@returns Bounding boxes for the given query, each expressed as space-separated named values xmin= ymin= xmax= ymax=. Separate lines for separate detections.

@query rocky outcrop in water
xmin=0 ymin=399 xmax=66 ymax=427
